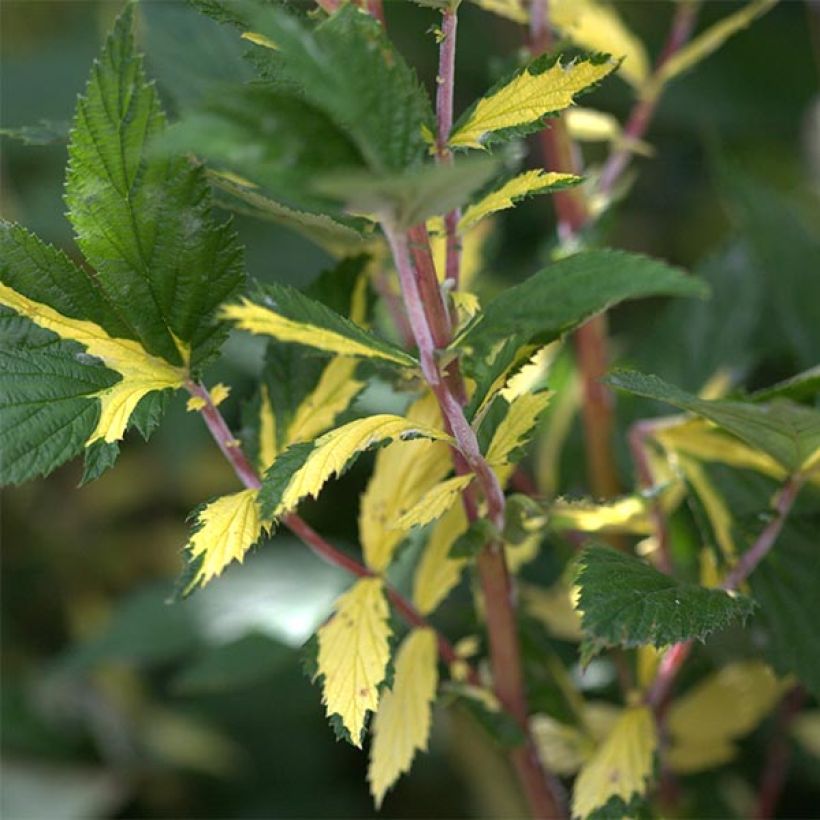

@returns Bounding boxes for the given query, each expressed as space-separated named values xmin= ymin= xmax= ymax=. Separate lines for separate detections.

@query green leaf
xmin=222 ymin=278 xmax=416 ymax=368
xmin=248 ymin=3 xmax=433 ymax=173
xmin=64 ymin=5 xmax=244 ymax=369
xmin=751 ymin=366 xmax=820 ymax=404
xmin=313 ymin=156 xmax=499 ymax=230
xmin=160 ymin=83 xmax=366 ymax=215
xmin=0 ymin=310 xmax=117 ymax=485
xmin=606 ymin=370 xmax=820 ymax=473
xmin=456 ymin=249 xmax=707 ymax=376
xmin=575 ymin=546 xmax=755 ymax=651
xmin=210 ymin=171 xmax=369 ymax=256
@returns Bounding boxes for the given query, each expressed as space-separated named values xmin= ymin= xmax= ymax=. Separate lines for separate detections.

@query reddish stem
xmin=184 ymin=380 xmax=474 ymax=682
xmin=755 ymin=686 xmax=806 ymax=820
xmin=597 ymin=2 xmax=700 ymax=198
xmin=435 ymin=7 xmax=462 ymax=286
xmin=406 ymin=222 xmax=452 ymax=347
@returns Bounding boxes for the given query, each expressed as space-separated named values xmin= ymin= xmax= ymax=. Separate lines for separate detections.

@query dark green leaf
xmin=575 ymin=546 xmax=755 ymax=651
xmin=456 ymin=250 xmax=708 ymax=366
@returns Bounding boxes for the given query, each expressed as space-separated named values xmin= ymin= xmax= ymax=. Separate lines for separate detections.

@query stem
xmin=628 ymin=419 xmax=673 ymax=573
xmin=406 ymin=222 xmax=452 ymax=347
xmin=531 ymin=1 xmax=701 ymax=502
xmin=381 ymin=223 xmax=565 ymax=818
xmin=647 ymin=474 xmax=805 ymax=711
xmin=435 ymin=7 xmax=462 ymax=286
xmin=184 ymin=380 xmax=475 ymax=682
xmin=754 ymin=686 xmax=806 ymax=820
xmin=597 ymin=2 xmax=700 ymax=198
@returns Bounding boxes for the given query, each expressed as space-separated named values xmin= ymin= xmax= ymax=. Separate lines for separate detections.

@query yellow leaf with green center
xmin=572 ymin=705 xmax=657 ymax=819
xmin=359 ymin=393 xmax=452 ymax=572
xmin=394 ymin=474 xmax=475 ymax=531
xmin=368 ymin=628 xmax=438 ymax=807
xmin=459 ymin=170 xmax=579 ymax=232
xmin=0 ymin=282 xmax=186 ymax=444
xmin=317 ymin=577 xmax=392 ymax=746
xmin=187 ymin=488 xmax=266 ymax=586
xmin=549 ymin=495 xmax=653 ymax=535
xmin=449 ymin=57 xmax=617 ymax=150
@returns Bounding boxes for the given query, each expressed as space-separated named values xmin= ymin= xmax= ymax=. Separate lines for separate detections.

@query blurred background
xmin=2 ymin=1 xmax=819 ymax=817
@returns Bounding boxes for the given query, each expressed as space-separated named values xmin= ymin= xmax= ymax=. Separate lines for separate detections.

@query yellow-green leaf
xmin=317 ymin=577 xmax=392 ymax=747
xmin=572 ymin=706 xmax=657 ymax=819
xmin=261 ymin=414 xmax=453 ymax=520
xmin=368 ymin=628 xmax=438 ymax=807
xmin=486 ymin=391 xmax=552 ymax=484
xmin=650 ymin=0 xmax=778 ymax=96
xmin=449 ymin=57 xmax=617 ymax=149
xmin=551 ymin=0 xmax=650 ymax=89
xmin=258 ymin=383 xmax=278 ymax=473
xmin=394 ymin=474 xmax=475 ymax=531
xmin=459 ymin=170 xmax=579 ymax=233
xmin=241 ymin=30 xmax=277 ymax=50
xmin=522 ymin=581 xmax=583 ymax=643
xmin=549 ymin=495 xmax=653 ymax=535
xmin=413 ymin=503 xmax=469 ymax=616
xmin=791 ymin=711 xmax=820 ymax=760
xmin=188 ymin=489 xmax=266 ymax=586
xmin=0 ymin=282 xmax=186 ymax=444
xmin=359 ymin=393 xmax=453 ymax=572
xmin=666 ymin=661 xmax=784 ymax=774
xmin=220 ymin=297 xmax=414 ymax=367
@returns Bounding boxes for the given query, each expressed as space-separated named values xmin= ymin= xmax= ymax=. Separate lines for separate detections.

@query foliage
xmin=3 ymin=1 xmax=818 ymax=818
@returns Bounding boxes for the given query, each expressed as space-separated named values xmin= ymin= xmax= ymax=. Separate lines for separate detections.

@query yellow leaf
xmin=572 ymin=706 xmax=657 ymax=819
xmin=452 ymin=290 xmax=482 ymax=327
xmin=549 ymin=495 xmax=653 ymax=535
xmin=186 ymin=396 xmax=207 ymax=413
xmin=394 ymin=474 xmax=474 ymax=531
xmin=450 ymin=57 xmax=617 ymax=150
xmin=241 ymin=30 xmax=277 ymax=50
xmin=656 ymin=418 xmax=787 ymax=481
xmin=505 ymin=532 xmax=541 ymax=573
xmin=258 ymin=383 xmax=277 ymax=473
xmin=469 ymin=0 xmax=528 ymax=24
xmin=287 ymin=357 xmax=364 ymax=446
xmin=413 ymin=503 xmax=469 ymax=615
xmin=565 ymin=107 xmax=621 ymax=142
xmin=188 ymin=489 xmax=266 ymax=586
xmin=0 ymin=283 xmax=186 ymax=444
xmin=220 ymin=298 xmax=411 ymax=367
xmin=359 ymin=393 xmax=453 ymax=572
xmin=650 ymin=0 xmax=777 ymax=95
xmin=486 ymin=391 xmax=552 ymax=485
xmin=535 ymin=364 xmax=581 ymax=495
xmin=522 ymin=581 xmax=583 ymax=642
xmin=317 ymin=577 xmax=392 ymax=746
xmin=368 ymin=628 xmax=438 ymax=807
xmin=791 ymin=711 xmax=820 ymax=760
xmin=532 ymin=702 xmax=621 ymax=777
xmin=276 ymin=414 xmax=452 ymax=517
xmin=459 ymin=170 xmax=579 ymax=233
xmin=551 ymin=0 xmax=650 ymax=89
xmin=210 ymin=382 xmax=231 ymax=406
xmin=666 ymin=661 xmax=784 ymax=773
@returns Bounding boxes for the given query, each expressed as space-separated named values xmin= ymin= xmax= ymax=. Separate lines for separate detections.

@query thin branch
xmin=597 ymin=1 xmax=700 ymax=198
xmin=184 ymin=380 xmax=476 ymax=684
xmin=435 ymin=6 xmax=462 ymax=286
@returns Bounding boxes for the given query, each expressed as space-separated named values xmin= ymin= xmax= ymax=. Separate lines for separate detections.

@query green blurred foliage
xmin=2 ymin=1 xmax=819 ymax=817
